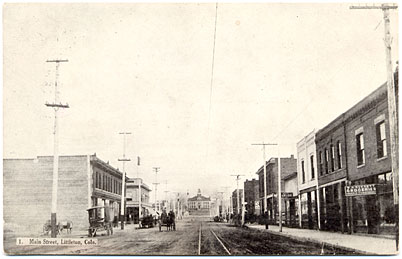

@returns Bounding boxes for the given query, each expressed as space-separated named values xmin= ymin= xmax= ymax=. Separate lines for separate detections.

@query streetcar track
xmin=210 ymin=229 xmax=231 ymax=255
xmin=198 ymin=222 xmax=231 ymax=255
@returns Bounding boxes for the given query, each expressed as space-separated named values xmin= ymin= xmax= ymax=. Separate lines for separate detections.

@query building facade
xmin=297 ymin=130 xmax=320 ymax=229
xmin=126 ymin=178 xmax=152 ymax=224
xmin=232 ymin=188 xmax=244 ymax=215
xmin=283 ymin=172 xmax=298 ymax=227
xmin=316 ymin=113 xmax=348 ymax=233
xmin=257 ymin=155 xmax=297 ymax=224
xmin=244 ymin=179 xmax=259 ymax=216
xmin=344 ymin=83 xmax=395 ymax=235
xmin=3 ymin=155 xmax=125 ymax=235
xmin=316 ymin=82 xmax=396 ymax=235
xmin=188 ymin=189 xmax=211 ymax=216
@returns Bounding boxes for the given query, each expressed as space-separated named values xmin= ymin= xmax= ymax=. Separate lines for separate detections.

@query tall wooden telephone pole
xmin=350 ymin=3 xmax=398 ymax=249
xmin=153 ymin=167 xmax=160 ymax=212
xmin=118 ymin=132 xmax=131 ymax=230
xmin=45 ymin=59 xmax=69 ymax=238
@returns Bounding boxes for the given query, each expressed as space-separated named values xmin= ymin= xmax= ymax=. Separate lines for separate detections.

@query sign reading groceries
xmin=345 ymin=184 xmax=377 ymax=196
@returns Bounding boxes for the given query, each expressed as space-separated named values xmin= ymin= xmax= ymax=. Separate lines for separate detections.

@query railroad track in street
xmin=198 ymin=222 xmax=231 ymax=255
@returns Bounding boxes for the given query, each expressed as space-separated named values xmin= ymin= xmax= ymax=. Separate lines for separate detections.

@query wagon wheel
xmin=88 ymin=228 xmax=97 ymax=237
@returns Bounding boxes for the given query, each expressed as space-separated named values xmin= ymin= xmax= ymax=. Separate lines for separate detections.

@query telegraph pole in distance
xmin=350 ymin=3 xmax=398 ymax=249
xmin=230 ymin=174 xmax=245 ymax=215
xmin=45 ymin=59 xmax=69 ymax=238
xmin=153 ymin=167 xmax=160 ymax=212
xmin=118 ymin=132 xmax=131 ymax=230
xmin=277 ymin=145 xmax=282 ymax=232
xmin=137 ymin=156 xmax=141 ymax=226
xmin=252 ymin=143 xmax=277 ymax=222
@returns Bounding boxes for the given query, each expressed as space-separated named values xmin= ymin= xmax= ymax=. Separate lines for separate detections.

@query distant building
xmin=256 ymin=155 xmax=297 ymax=224
xmin=231 ymin=188 xmax=244 ymax=215
xmin=283 ymin=171 xmax=298 ymax=227
xmin=125 ymin=178 xmax=152 ymax=223
xmin=188 ymin=189 xmax=211 ymax=216
xmin=3 ymin=155 xmax=125 ymax=235
xmin=244 ymin=179 xmax=259 ymax=216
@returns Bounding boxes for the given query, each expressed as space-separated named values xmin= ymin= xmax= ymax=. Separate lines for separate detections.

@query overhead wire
xmin=204 ymin=3 xmax=218 ymax=175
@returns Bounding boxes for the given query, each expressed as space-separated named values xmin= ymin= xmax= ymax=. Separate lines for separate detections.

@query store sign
xmin=345 ymin=184 xmax=377 ymax=196
xmin=281 ymin=192 xmax=294 ymax=198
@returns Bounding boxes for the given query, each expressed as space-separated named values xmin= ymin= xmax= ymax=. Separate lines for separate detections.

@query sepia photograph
xmin=2 ymin=1 xmax=399 ymax=256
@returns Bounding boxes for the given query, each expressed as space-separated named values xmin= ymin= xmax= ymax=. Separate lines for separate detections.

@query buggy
xmin=87 ymin=206 xmax=113 ymax=237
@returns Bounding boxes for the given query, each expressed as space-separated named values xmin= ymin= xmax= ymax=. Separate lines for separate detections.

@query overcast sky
xmin=3 ymin=3 xmax=399 ymax=201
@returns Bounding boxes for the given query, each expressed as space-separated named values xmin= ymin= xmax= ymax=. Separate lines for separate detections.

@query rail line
xmin=198 ymin=222 xmax=231 ymax=255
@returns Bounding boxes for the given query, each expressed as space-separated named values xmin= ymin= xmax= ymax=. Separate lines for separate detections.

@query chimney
xmin=290 ymin=154 xmax=294 ymax=159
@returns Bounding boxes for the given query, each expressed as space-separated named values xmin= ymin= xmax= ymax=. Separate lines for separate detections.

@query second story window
xmin=376 ymin=121 xmax=387 ymax=158
xmin=356 ymin=133 xmax=365 ymax=166
xmin=301 ymin=160 xmax=306 ymax=183
xmin=310 ymin=155 xmax=315 ymax=179
xmin=319 ymin=151 xmax=323 ymax=176
xmin=330 ymin=145 xmax=335 ymax=172
xmin=325 ymin=148 xmax=329 ymax=174
xmin=337 ymin=141 xmax=342 ymax=169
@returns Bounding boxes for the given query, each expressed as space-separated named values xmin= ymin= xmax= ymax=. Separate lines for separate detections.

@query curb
xmin=248 ymin=226 xmax=376 ymax=255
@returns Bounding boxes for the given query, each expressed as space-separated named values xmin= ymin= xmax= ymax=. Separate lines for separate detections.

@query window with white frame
xmin=356 ymin=133 xmax=365 ymax=166
xmin=376 ymin=121 xmax=387 ymax=158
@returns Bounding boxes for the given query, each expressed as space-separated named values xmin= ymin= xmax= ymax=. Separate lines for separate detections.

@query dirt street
xmin=4 ymin=217 xmax=361 ymax=255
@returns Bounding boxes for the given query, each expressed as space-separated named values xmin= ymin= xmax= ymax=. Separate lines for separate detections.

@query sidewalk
xmin=246 ymin=223 xmax=398 ymax=255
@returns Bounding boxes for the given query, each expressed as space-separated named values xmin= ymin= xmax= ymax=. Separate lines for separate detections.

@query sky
xmin=3 ymin=2 xmax=399 ymax=202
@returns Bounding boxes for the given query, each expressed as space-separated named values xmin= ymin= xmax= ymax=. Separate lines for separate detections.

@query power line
xmin=204 ymin=3 xmax=219 ymax=175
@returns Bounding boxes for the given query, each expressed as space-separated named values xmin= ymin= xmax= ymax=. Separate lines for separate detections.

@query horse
xmin=57 ymin=220 xmax=73 ymax=234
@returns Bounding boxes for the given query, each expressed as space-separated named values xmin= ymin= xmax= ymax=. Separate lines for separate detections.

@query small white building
xmin=297 ymin=130 xmax=320 ymax=229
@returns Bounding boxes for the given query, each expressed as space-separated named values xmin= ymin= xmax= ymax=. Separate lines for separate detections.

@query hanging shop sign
xmin=281 ymin=192 xmax=294 ymax=198
xmin=345 ymin=184 xmax=377 ymax=196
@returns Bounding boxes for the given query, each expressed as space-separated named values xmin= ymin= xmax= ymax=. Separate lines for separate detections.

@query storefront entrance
xmin=350 ymin=172 xmax=395 ymax=235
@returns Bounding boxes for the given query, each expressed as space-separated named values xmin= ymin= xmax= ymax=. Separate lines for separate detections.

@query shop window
xmin=319 ymin=151 xmax=323 ymax=176
xmin=330 ymin=145 xmax=335 ymax=172
xmin=356 ymin=133 xmax=365 ymax=166
xmin=337 ymin=141 xmax=342 ymax=169
xmin=325 ymin=149 xmax=329 ymax=174
xmin=310 ymin=155 xmax=315 ymax=179
xmin=376 ymin=121 xmax=387 ymax=158
xmin=301 ymin=160 xmax=306 ymax=183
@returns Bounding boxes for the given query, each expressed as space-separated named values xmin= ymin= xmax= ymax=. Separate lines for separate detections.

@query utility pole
xmin=45 ymin=59 xmax=69 ymax=238
xmin=118 ymin=132 xmax=131 ymax=230
xmin=350 ymin=3 xmax=398 ymax=249
xmin=252 ymin=143 xmax=277 ymax=219
xmin=137 ymin=156 xmax=141 ymax=226
xmin=277 ymin=146 xmax=282 ymax=232
xmin=231 ymin=174 xmax=245 ymax=215
xmin=164 ymin=180 xmax=169 ymax=209
xmin=152 ymin=167 xmax=160 ymax=212
xmin=241 ymin=188 xmax=246 ymax=226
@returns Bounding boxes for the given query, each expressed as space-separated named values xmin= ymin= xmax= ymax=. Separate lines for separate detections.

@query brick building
xmin=231 ymin=188 xmax=244 ymax=215
xmin=344 ymin=83 xmax=395 ymax=235
xmin=257 ymin=155 xmax=297 ymax=223
xmin=3 ymin=155 xmax=125 ymax=235
xmin=316 ymin=82 xmax=396 ymax=235
xmin=244 ymin=179 xmax=259 ymax=216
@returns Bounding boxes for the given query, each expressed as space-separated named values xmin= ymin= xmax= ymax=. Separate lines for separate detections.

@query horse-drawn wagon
xmin=87 ymin=205 xmax=113 ymax=237
xmin=158 ymin=211 xmax=176 ymax=232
